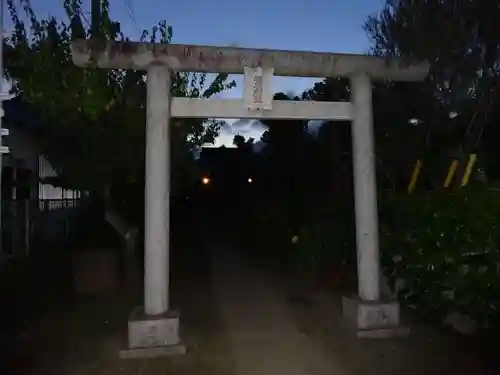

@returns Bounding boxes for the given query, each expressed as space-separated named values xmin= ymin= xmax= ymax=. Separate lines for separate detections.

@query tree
xmin=4 ymin=0 xmax=235 ymax=196
xmin=364 ymin=0 xmax=500 ymax=181
xmin=259 ymin=93 xmax=310 ymax=188
xmin=302 ymin=78 xmax=411 ymax=193
xmin=232 ymin=134 xmax=254 ymax=150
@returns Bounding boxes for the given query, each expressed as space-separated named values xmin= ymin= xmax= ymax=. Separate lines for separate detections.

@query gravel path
xmin=210 ymin=245 xmax=349 ymax=375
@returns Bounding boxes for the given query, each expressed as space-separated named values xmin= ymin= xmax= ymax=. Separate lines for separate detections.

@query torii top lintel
xmin=70 ymin=39 xmax=429 ymax=81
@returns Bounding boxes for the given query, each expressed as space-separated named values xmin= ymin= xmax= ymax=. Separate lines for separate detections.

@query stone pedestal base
xmin=342 ymin=294 xmax=409 ymax=338
xmin=119 ymin=307 xmax=186 ymax=359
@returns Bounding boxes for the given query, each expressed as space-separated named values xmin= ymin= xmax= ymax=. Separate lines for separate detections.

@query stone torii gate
xmin=71 ymin=40 xmax=429 ymax=357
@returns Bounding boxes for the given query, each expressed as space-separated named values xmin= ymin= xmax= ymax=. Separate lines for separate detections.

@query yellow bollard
xmin=460 ymin=154 xmax=477 ymax=187
xmin=443 ymin=159 xmax=459 ymax=188
xmin=408 ymin=159 xmax=422 ymax=194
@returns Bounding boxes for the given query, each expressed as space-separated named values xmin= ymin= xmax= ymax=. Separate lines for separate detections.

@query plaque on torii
xmin=243 ymin=66 xmax=274 ymax=111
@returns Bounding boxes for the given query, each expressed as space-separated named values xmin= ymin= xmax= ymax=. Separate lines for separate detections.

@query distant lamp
xmin=202 ymin=177 xmax=210 ymax=185
xmin=248 ymin=177 xmax=253 ymax=183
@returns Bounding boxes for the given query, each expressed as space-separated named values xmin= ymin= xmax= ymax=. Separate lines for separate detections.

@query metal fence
xmin=1 ymin=198 xmax=84 ymax=261
xmin=38 ymin=199 xmax=79 ymax=212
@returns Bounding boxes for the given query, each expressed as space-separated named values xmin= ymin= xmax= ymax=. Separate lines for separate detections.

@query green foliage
xmin=290 ymin=203 xmax=356 ymax=277
xmin=251 ymin=197 xmax=296 ymax=254
xmin=380 ymin=187 xmax=500 ymax=327
xmin=4 ymin=0 xmax=235 ymax=193
xmin=250 ymin=183 xmax=500 ymax=329
xmin=305 ymin=74 xmax=454 ymax=193
xmin=365 ymin=0 xmax=500 ymax=170
xmin=243 ymin=185 xmax=356 ymax=279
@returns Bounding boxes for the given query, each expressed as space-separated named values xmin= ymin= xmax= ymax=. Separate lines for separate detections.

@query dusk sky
xmin=23 ymin=0 xmax=385 ymax=146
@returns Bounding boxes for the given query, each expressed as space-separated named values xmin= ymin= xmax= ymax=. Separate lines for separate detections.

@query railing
xmin=38 ymin=198 xmax=79 ymax=212
xmin=1 ymin=198 xmax=85 ymax=262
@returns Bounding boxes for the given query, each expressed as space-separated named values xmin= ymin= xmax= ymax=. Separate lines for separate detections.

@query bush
xmin=240 ymin=193 xmax=354 ymax=272
xmin=291 ymin=203 xmax=356 ymax=277
xmin=250 ymin=198 xmax=296 ymax=257
xmin=248 ymin=186 xmax=500 ymax=329
xmin=242 ymin=191 xmax=357 ymax=281
xmin=380 ymin=187 xmax=500 ymax=328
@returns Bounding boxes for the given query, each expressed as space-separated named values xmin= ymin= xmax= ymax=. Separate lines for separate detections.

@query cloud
xmin=231 ymin=120 xmax=267 ymax=137
xmin=231 ymin=119 xmax=252 ymax=129
xmin=235 ymin=127 xmax=252 ymax=135
xmin=250 ymin=120 xmax=267 ymax=132
xmin=213 ymin=119 xmax=268 ymax=147
xmin=220 ymin=121 xmax=232 ymax=133
xmin=307 ymin=120 xmax=324 ymax=135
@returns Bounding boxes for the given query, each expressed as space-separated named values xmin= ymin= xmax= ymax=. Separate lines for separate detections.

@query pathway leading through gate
xmin=209 ymin=244 xmax=349 ymax=375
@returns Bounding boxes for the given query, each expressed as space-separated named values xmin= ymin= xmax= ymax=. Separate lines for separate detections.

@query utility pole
xmin=0 ymin=0 xmax=11 ymax=258
xmin=91 ymin=0 xmax=101 ymax=37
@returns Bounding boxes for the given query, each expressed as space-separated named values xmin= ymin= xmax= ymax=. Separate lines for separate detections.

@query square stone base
xmin=120 ymin=306 xmax=186 ymax=358
xmin=342 ymin=294 xmax=408 ymax=338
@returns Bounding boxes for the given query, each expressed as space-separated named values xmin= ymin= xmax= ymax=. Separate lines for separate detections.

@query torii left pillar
xmin=125 ymin=65 xmax=186 ymax=358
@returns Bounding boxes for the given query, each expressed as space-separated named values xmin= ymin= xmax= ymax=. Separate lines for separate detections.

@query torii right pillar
xmin=341 ymin=72 xmax=404 ymax=338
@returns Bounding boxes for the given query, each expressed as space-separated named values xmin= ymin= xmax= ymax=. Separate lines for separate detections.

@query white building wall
xmin=38 ymin=156 xmax=80 ymax=200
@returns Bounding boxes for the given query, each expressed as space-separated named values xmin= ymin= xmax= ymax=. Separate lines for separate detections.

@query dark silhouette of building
xmin=196 ymin=147 xmax=256 ymax=212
